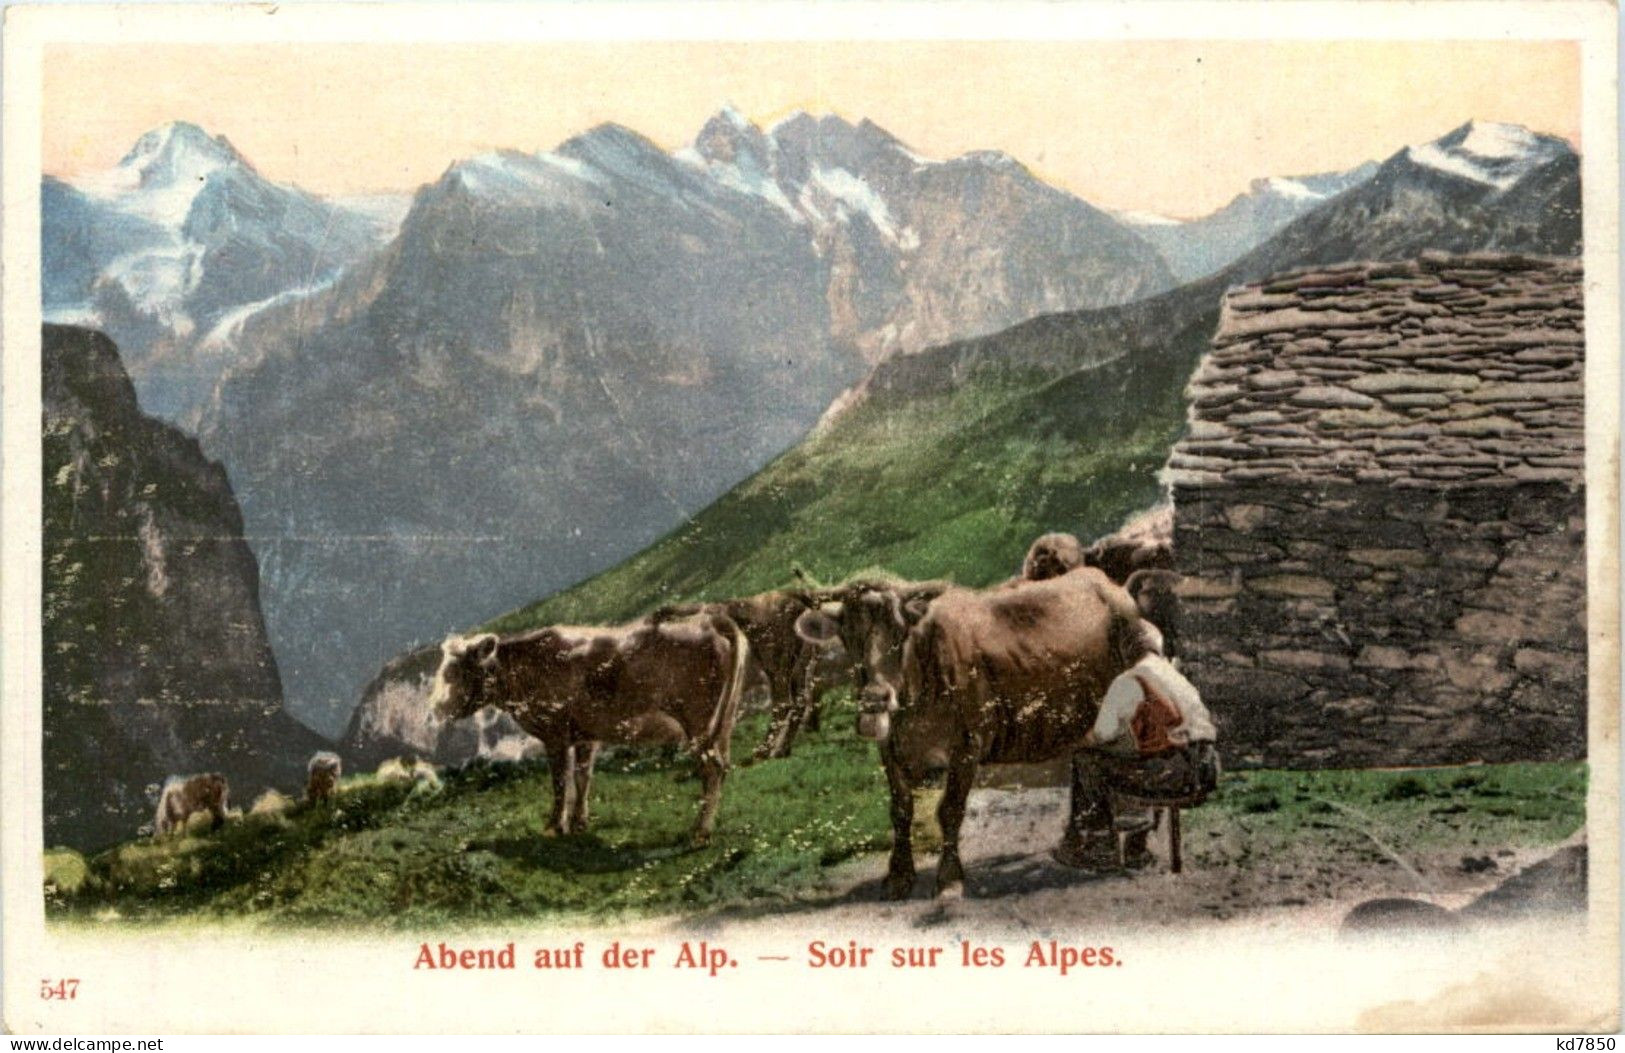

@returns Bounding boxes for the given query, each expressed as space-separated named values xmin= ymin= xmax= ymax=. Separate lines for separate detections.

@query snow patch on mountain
xmin=809 ymin=167 xmax=900 ymax=241
xmin=675 ymin=144 xmax=801 ymax=219
xmin=1406 ymin=120 xmax=1571 ymax=190
xmin=1122 ymin=157 xmax=1382 ymax=282
xmin=451 ymin=151 xmax=603 ymax=204
xmin=44 ymin=121 xmax=394 ymax=425
xmin=200 ymin=273 xmax=343 ymax=350
xmin=1258 ymin=176 xmax=1323 ymax=202
xmin=103 ymin=243 xmax=206 ymax=324
xmin=75 ymin=121 xmax=241 ymax=226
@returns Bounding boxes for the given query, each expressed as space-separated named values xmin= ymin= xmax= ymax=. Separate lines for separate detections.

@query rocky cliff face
xmin=43 ymin=325 xmax=327 ymax=850
xmin=690 ymin=109 xmax=1174 ymax=362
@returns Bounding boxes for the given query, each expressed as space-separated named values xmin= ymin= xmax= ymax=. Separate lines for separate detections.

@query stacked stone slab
xmin=1166 ymin=253 xmax=1585 ymax=767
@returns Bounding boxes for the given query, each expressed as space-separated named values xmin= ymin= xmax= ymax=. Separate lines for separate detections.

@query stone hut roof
xmin=1166 ymin=253 xmax=1583 ymax=489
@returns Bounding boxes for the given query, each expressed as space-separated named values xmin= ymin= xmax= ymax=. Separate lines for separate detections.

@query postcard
xmin=2 ymin=0 xmax=1618 ymax=1034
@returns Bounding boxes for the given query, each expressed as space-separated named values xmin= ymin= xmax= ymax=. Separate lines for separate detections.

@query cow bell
xmin=857 ymin=710 xmax=892 ymax=741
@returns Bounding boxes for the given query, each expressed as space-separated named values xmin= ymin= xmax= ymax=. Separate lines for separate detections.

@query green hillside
xmin=490 ymin=319 xmax=1205 ymax=632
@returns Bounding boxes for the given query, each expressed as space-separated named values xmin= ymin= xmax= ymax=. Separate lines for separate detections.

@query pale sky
xmin=42 ymin=40 xmax=1580 ymax=217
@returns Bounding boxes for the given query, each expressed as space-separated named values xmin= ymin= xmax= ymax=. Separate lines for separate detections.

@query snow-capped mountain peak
xmin=119 ymin=121 xmax=242 ymax=180
xmin=1405 ymin=120 xmax=1572 ymax=190
xmin=445 ymin=149 xmax=600 ymax=203
xmin=1122 ymin=159 xmax=1380 ymax=282
xmin=44 ymin=121 xmax=393 ymax=419
xmin=714 ymin=102 xmax=753 ymax=130
xmin=693 ymin=106 xmax=774 ymax=166
xmin=74 ymin=121 xmax=250 ymax=229
xmin=682 ymin=108 xmax=800 ymax=217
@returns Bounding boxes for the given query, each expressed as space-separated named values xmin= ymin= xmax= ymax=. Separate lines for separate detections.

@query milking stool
xmin=1112 ymin=788 xmax=1211 ymax=874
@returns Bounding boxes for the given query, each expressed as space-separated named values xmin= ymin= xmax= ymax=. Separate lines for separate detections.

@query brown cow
xmin=864 ymin=569 xmax=1151 ymax=899
xmin=791 ymin=578 xmax=951 ymax=733
xmin=152 ymin=773 xmax=229 ymax=839
xmin=429 ymin=613 xmax=750 ymax=844
xmin=652 ymin=590 xmax=829 ymax=761
xmin=1021 ymin=532 xmax=1086 ymax=582
xmin=1081 ymin=506 xmax=1174 ymax=583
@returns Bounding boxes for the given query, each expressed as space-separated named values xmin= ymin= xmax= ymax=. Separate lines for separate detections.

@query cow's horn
xmin=470 ymin=633 xmax=499 ymax=664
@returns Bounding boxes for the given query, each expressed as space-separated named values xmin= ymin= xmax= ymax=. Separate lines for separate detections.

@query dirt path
xmin=665 ymin=786 xmax=1568 ymax=941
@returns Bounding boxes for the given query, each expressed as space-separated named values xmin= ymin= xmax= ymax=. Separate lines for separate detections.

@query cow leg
xmin=543 ymin=742 xmax=574 ymax=837
xmin=802 ymin=661 xmax=823 ymax=733
xmin=882 ymin=746 xmax=917 ymax=900
xmin=935 ymin=754 xmax=976 ymax=898
xmin=753 ymin=670 xmax=798 ymax=762
xmin=774 ymin=678 xmax=815 ymax=760
xmin=691 ymin=747 xmax=727 ymax=846
xmin=787 ymin=656 xmax=819 ymax=742
xmin=571 ymin=741 xmax=600 ymax=833
xmin=795 ymin=656 xmax=829 ymax=737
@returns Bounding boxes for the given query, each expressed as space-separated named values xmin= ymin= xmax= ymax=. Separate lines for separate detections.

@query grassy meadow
xmin=46 ymin=700 xmax=1586 ymax=927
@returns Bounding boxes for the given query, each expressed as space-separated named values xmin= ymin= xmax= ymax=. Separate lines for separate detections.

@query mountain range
xmin=43 ymin=114 xmax=1579 ymax=739
xmin=492 ymin=119 xmax=1582 ymax=624
xmin=46 ymin=110 xmax=1182 ymax=734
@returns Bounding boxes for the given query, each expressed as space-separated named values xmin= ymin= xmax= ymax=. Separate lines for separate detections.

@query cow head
xmin=1022 ymin=532 xmax=1085 ymax=582
xmin=429 ymin=632 xmax=500 ymax=720
xmin=794 ymin=582 xmax=940 ymax=731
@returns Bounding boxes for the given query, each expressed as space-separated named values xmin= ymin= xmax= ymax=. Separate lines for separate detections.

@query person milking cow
xmin=1016 ymin=530 xmax=1218 ymax=872
xmin=1052 ymin=619 xmax=1219 ymax=871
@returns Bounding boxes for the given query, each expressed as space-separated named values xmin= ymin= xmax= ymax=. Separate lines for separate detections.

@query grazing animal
xmin=305 ymin=751 xmax=343 ymax=803
xmin=1081 ymin=507 xmax=1174 ymax=584
xmin=652 ymin=589 xmax=827 ymax=760
xmin=375 ymin=755 xmax=440 ymax=790
xmin=429 ymin=612 xmax=750 ymax=844
xmin=249 ymin=789 xmax=295 ymax=817
xmin=152 ymin=773 xmax=229 ymax=839
xmin=861 ymin=569 xmax=1152 ymax=899
xmin=792 ymin=578 xmax=951 ymax=739
xmin=1021 ymin=532 xmax=1086 ymax=582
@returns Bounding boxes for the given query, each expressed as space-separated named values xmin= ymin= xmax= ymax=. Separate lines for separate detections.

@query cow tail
xmin=705 ymin=614 xmax=751 ymax=753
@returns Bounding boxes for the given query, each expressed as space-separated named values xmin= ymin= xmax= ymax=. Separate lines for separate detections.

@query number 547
xmin=40 ymin=979 xmax=79 ymax=1000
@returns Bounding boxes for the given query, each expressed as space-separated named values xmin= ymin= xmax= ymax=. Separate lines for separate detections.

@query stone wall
xmin=1173 ymin=481 xmax=1586 ymax=767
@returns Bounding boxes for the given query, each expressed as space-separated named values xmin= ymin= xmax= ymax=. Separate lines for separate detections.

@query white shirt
xmin=1092 ymin=654 xmax=1216 ymax=755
